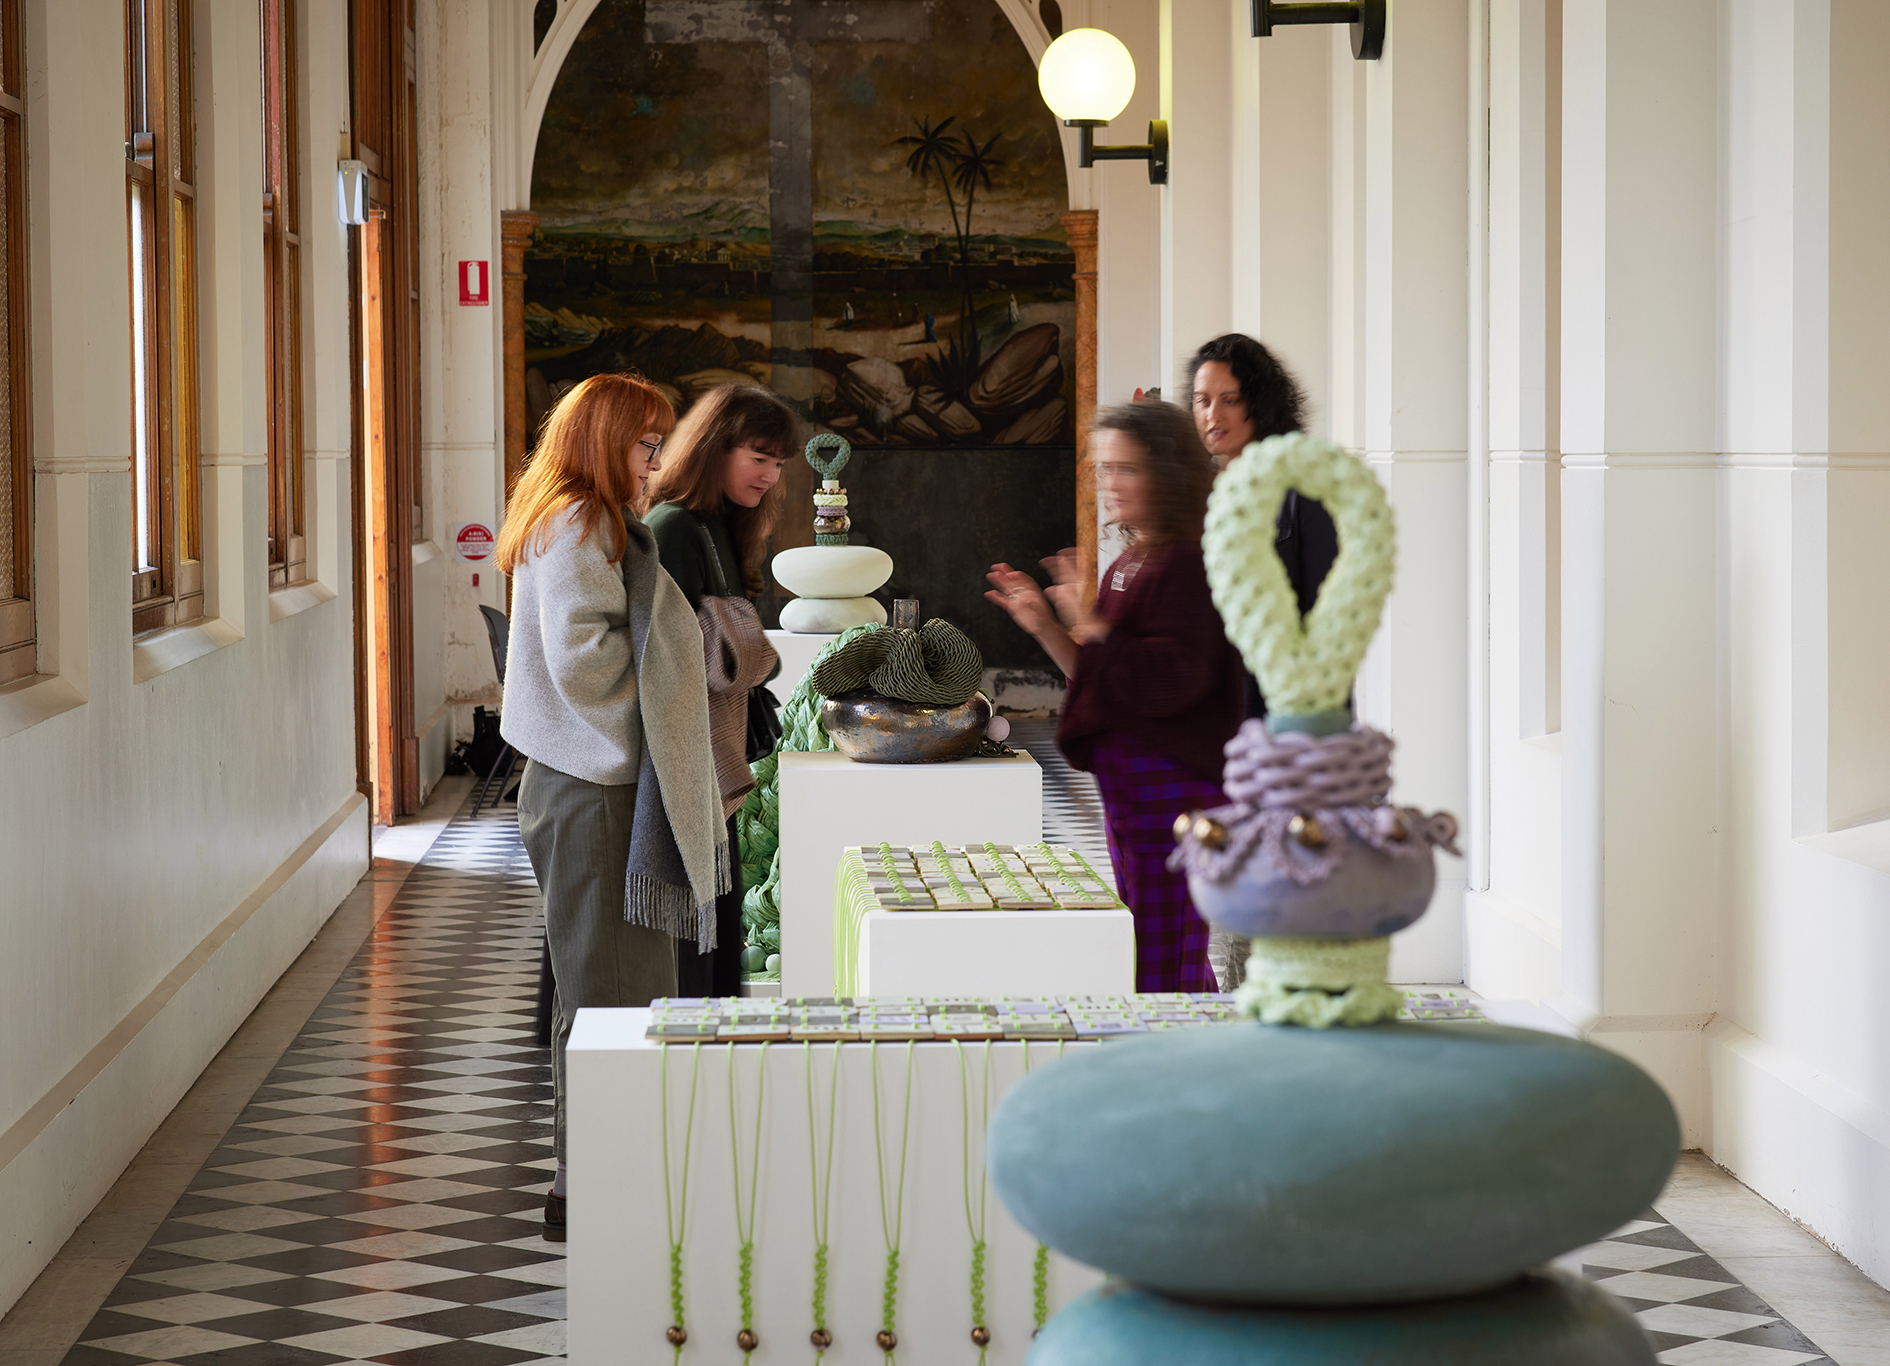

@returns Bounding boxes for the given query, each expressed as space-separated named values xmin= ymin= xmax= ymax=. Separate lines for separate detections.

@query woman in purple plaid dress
xmin=986 ymin=402 xmax=1244 ymax=992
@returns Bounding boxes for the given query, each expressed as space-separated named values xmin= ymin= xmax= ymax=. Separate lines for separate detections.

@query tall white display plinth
xmin=764 ymin=627 xmax=837 ymax=699
xmin=858 ymin=908 xmax=1135 ymax=997
xmin=568 ymin=1009 xmax=1103 ymax=1366
xmin=776 ymin=751 xmax=1042 ymax=999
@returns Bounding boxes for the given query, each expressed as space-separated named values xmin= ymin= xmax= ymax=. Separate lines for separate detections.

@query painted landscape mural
xmin=527 ymin=0 xmax=1078 ymax=657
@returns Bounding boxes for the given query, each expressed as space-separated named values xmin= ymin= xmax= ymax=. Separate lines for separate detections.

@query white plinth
xmin=765 ymin=628 xmax=838 ymax=698
xmin=777 ymin=751 xmax=1043 ymax=999
xmin=568 ymin=1009 xmax=1103 ymax=1366
xmin=859 ymin=908 xmax=1135 ymax=997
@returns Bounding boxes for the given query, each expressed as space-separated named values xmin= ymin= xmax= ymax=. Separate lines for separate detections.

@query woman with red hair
xmin=497 ymin=372 xmax=727 ymax=1241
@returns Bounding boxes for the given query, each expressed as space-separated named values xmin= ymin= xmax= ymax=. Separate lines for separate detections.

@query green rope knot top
xmin=809 ymin=619 xmax=984 ymax=707
xmin=1203 ymin=432 xmax=1396 ymax=718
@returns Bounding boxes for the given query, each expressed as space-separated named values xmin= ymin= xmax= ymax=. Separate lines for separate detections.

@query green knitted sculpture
xmin=736 ymin=624 xmax=879 ymax=974
xmin=1203 ymin=432 xmax=1395 ymax=723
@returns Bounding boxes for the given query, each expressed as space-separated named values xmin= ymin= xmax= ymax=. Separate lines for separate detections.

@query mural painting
xmin=526 ymin=0 xmax=1077 ymax=657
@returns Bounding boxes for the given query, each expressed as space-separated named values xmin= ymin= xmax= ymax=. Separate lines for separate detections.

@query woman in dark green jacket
xmin=642 ymin=384 xmax=797 ymax=995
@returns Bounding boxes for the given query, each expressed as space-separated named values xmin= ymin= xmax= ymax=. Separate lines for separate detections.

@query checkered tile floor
xmin=1014 ymin=717 xmax=1112 ymax=881
xmin=57 ymin=784 xmax=1835 ymax=1365
xmin=61 ymin=800 xmax=565 ymax=1366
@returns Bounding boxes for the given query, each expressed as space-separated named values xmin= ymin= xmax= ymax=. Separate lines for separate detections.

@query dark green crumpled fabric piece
xmin=808 ymin=619 xmax=984 ymax=707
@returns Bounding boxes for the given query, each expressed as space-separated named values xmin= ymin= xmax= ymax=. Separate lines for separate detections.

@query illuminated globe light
xmin=1038 ymin=28 xmax=1137 ymax=124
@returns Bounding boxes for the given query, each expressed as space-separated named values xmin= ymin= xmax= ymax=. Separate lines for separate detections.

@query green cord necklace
xmin=661 ymin=1042 xmax=704 ymax=1358
xmin=870 ymin=1040 xmax=916 ymax=1361
xmin=727 ymin=1042 xmax=768 ymax=1355
xmin=1021 ymin=1040 xmax=1063 ymax=1336
xmin=957 ymin=1040 xmax=993 ymax=1360
xmin=805 ymin=1042 xmax=840 ymax=1358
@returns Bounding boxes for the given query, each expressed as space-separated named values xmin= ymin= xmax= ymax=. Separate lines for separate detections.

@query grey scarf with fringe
xmin=621 ymin=516 xmax=731 ymax=951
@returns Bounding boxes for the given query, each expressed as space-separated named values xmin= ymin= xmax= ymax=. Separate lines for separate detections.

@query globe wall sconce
xmin=1252 ymin=0 xmax=1386 ymax=60
xmin=1038 ymin=28 xmax=1169 ymax=185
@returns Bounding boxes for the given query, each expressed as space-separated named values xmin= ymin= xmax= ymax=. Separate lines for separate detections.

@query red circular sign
xmin=455 ymin=523 xmax=495 ymax=562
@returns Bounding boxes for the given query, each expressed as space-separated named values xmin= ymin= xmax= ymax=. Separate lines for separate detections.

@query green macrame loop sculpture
xmin=1203 ymin=433 xmax=1396 ymax=718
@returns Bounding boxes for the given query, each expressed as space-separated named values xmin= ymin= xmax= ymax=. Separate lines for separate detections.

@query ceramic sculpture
xmin=987 ymin=434 xmax=1679 ymax=1364
xmin=772 ymin=433 xmax=893 ymax=633
xmin=812 ymin=615 xmax=996 ymax=762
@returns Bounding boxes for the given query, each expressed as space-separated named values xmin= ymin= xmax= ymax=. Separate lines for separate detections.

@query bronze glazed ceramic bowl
xmin=820 ymin=688 xmax=993 ymax=764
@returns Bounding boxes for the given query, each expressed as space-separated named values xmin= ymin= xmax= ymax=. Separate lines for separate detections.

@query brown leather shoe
xmin=543 ymin=1190 xmax=567 ymax=1242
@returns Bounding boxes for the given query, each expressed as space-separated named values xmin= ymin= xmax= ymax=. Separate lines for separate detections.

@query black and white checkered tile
xmin=58 ymin=788 xmax=1834 ymax=1365
xmin=1013 ymin=717 xmax=1113 ymax=883
xmin=1558 ymin=1217 xmax=1834 ymax=1364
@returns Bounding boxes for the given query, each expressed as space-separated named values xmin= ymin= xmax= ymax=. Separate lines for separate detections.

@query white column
xmin=417 ymin=0 xmax=503 ymax=721
xmin=1557 ymin=0 xmax=1719 ymax=1141
xmin=193 ymin=0 xmax=268 ymax=630
xmin=1467 ymin=0 xmax=1563 ymax=1001
xmin=1091 ymin=0 xmax=1163 ymax=407
xmin=1348 ymin=0 xmax=1472 ymax=985
xmin=1237 ymin=24 xmax=1332 ymax=430
xmin=1158 ymin=0 xmax=1236 ymax=388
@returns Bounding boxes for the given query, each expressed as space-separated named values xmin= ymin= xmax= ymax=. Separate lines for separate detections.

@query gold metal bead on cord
xmin=1288 ymin=813 xmax=1328 ymax=849
xmin=810 ymin=1328 xmax=833 ymax=1349
xmin=972 ymin=1326 xmax=992 ymax=1346
xmin=737 ymin=1329 xmax=758 ymax=1352
xmin=666 ymin=1326 xmax=687 ymax=1346
xmin=877 ymin=1330 xmax=898 ymax=1351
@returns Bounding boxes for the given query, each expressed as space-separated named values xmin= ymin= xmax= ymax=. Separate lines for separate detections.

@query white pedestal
xmin=568 ymin=1008 xmax=1103 ymax=1366
xmin=777 ymin=751 xmax=1043 ymax=999
xmin=859 ymin=908 xmax=1135 ymax=998
xmin=765 ymin=628 xmax=838 ymax=698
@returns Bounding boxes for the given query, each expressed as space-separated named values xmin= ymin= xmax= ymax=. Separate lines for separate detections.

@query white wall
xmin=0 ymin=0 xmax=367 ymax=1316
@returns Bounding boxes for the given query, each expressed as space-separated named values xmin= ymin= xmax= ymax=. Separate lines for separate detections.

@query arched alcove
xmin=519 ymin=0 xmax=1082 ymax=658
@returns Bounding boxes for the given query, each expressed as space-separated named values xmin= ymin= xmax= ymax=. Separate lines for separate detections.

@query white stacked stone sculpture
xmin=772 ymin=433 xmax=893 ymax=633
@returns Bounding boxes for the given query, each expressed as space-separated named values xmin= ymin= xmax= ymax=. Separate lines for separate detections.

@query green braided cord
xmin=1021 ymin=1042 xmax=1057 ymax=1336
xmin=870 ymin=1042 xmax=916 ymax=1363
xmin=662 ymin=1043 xmax=704 ymax=1361
xmin=1234 ymin=935 xmax=1403 ymax=1027
xmin=1064 ymin=849 xmax=1121 ymax=904
xmin=809 ymin=619 xmax=984 ymax=707
xmin=727 ymin=1042 xmax=768 ymax=1345
xmin=1203 ymin=432 xmax=1396 ymax=717
xmin=956 ymin=1041 xmax=992 ymax=1363
xmin=805 ymin=431 xmax=853 ymax=481
xmin=738 ymin=624 xmax=882 ymax=974
xmin=805 ymin=1044 xmax=840 ymax=1359
xmin=928 ymin=841 xmax=971 ymax=903
xmin=981 ymin=843 xmax=1030 ymax=902
xmin=878 ymin=842 xmax=915 ymax=904
xmin=1032 ymin=842 xmax=1084 ymax=895
xmin=833 ymin=850 xmax=877 ymax=997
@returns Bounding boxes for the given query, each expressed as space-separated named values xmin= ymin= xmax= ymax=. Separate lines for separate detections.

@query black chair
xmin=474 ymin=605 xmax=520 ymax=811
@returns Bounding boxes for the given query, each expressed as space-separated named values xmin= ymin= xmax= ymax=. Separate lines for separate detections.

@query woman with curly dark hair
xmin=986 ymin=400 xmax=1242 ymax=992
xmin=1187 ymin=334 xmax=1338 ymax=640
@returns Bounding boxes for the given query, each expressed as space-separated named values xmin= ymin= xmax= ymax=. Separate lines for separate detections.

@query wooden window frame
xmin=0 ymin=0 xmax=32 ymax=684
xmin=262 ymin=0 xmax=305 ymax=588
xmin=126 ymin=0 xmax=203 ymax=637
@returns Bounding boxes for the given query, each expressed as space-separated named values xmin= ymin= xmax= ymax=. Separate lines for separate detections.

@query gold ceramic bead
xmin=1172 ymin=810 xmax=1196 ymax=841
xmin=971 ymin=1325 xmax=992 ymax=1347
xmin=877 ymin=1330 xmax=898 ymax=1351
xmin=810 ymin=1328 xmax=834 ymax=1349
xmin=1288 ymin=813 xmax=1328 ymax=849
xmin=1191 ymin=815 xmax=1228 ymax=850
xmin=666 ymin=1325 xmax=688 ymax=1346
xmin=737 ymin=1329 xmax=759 ymax=1352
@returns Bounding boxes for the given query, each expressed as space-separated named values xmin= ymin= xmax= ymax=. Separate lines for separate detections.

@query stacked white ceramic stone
xmin=773 ymin=433 xmax=893 ymax=633
xmin=772 ymin=544 xmax=892 ymax=633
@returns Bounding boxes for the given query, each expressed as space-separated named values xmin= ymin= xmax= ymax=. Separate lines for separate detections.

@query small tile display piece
xmin=855 ymin=842 xmax=1124 ymax=913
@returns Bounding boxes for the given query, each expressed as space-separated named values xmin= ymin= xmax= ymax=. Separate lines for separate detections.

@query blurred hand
xmin=1041 ymin=547 xmax=1106 ymax=640
xmin=985 ymin=563 xmax=1058 ymax=638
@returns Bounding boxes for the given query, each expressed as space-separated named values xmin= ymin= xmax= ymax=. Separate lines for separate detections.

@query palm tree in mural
xmin=896 ymin=117 xmax=1007 ymax=398
xmin=896 ymin=115 xmax=965 ymax=248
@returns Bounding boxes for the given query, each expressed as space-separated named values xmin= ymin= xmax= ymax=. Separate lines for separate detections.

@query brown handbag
xmin=691 ymin=519 xmax=779 ymax=816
